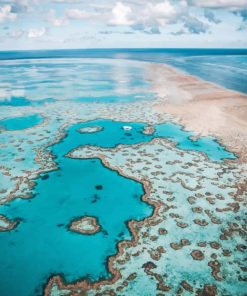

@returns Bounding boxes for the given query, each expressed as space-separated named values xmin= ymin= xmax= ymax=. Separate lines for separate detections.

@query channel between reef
xmin=44 ymin=150 xmax=163 ymax=295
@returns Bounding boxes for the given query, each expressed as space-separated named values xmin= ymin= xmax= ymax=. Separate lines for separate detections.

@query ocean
xmin=0 ymin=48 xmax=247 ymax=94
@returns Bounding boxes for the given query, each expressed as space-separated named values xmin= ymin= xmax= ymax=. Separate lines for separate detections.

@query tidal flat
xmin=0 ymin=58 xmax=246 ymax=296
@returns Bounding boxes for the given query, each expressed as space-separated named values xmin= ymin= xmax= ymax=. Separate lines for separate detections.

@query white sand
xmin=148 ymin=63 xmax=247 ymax=163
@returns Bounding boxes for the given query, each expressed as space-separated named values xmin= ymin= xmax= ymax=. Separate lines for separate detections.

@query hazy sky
xmin=0 ymin=0 xmax=247 ymax=50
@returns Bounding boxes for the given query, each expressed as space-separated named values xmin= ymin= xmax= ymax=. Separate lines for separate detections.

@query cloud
xmin=183 ymin=16 xmax=209 ymax=34
xmin=109 ymin=2 xmax=134 ymax=25
xmin=239 ymin=9 xmax=247 ymax=20
xmin=109 ymin=1 xmax=209 ymax=35
xmin=234 ymin=8 xmax=247 ymax=21
xmin=0 ymin=4 xmax=17 ymax=22
xmin=52 ymin=0 xmax=81 ymax=2
xmin=48 ymin=7 xmax=99 ymax=26
xmin=144 ymin=1 xmax=177 ymax=26
xmin=99 ymin=30 xmax=113 ymax=34
xmin=99 ymin=30 xmax=134 ymax=34
xmin=47 ymin=9 xmax=68 ymax=26
xmin=8 ymin=29 xmax=24 ymax=38
xmin=2 ymin=0 xmax=235 ymax=47
xmin=171 ymin=29 xmax=187 ymax=35
xmin=44 ymin=1 xmax=217 ymax=35
xmin=131 ymin=23 xmax=161 ymax=34
xmin=52 ymin=17 xmax=68 ymax=26
xmin=0 ymin=0 xmax=35 ymax=13
xmin=149 ymin=27 xmax=161 ymax=34
xmin=189 ymin=0 xmax=247 ymax=9
xmin=204 ymin=9 xmax=221 ymax=24
xmin=189 ymin=0 xmax=247 ymax=24
xmin=66 ymin=8 xmax=97 ymax=20
xmin=109 ymin=1 xmax=179 ymax=31
xmin=28 ymin=27 xmax=47 ymax=38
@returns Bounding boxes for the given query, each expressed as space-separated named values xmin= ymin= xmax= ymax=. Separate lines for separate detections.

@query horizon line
xmin=1 ymin=47 xmax=247 ymax=53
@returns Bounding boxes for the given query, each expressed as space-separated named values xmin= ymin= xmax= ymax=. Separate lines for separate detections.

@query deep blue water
xmin=0 ymin=48 xmax=247 ymax=94
xmin=0 ymin=119 xmax=235 ymax=296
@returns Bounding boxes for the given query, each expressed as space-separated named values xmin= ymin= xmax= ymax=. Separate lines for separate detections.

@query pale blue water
xmin=0 ymin=118 xmax=236 ymax=296
xmin=0 ymin=114 xmax=43 ymax=131
xmin=154 ymin=122 xmax=235 ymax=161
xmin=0 ymin=59 xmax=152 ymax=104
xmin=0 ymin=48 xmax=246 ymax=94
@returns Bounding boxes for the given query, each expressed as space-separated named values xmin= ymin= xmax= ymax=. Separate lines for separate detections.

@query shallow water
xmin=1 ymin=48 xmax=246 ymax=94
xmin=0 ymin=120 xmax=153 ymax=296
xmin=0 ymin=114 xmax=43 ymax=131
xmin=0 ymin=118 xmax=236 ymax=296
xmin=59 ymin=119 xmax=235 ymax=161
xmin=0 ymin=59 xmax=152 ymax=104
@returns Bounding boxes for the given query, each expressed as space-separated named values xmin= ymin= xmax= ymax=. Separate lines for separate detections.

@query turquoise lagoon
xmin=0 ymin=114 xmax=43 ymax=131
xmin=0 ymin=120 xmax=152 ymax=296
xmin=61 ymin=119 xmax=235 ymax=161
xmin=0 ymin=118 xmax=236 ymax=296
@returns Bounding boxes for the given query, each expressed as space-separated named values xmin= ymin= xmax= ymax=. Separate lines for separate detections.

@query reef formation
xmin=0 ymin=58 xmax=246 ymax=296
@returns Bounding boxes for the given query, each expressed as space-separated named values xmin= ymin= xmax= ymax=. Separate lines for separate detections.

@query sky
xmin=0 ymin=0 xmax=247 ymax=50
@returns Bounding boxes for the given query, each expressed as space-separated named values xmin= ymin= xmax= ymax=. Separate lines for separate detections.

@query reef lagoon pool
xmin=0 ymin=114 xmax=43 ymax=131
xmin=0 ymin=121 xmax=151 ymax=296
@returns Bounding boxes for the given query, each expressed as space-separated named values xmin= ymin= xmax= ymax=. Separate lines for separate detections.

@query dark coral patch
xmin=191 ymin=250 xmax=205 ymax=260
xmin=41 ymin=174 xmax=49 ymax=180
xmin=95 ymin=185 xmax=103 ymax=190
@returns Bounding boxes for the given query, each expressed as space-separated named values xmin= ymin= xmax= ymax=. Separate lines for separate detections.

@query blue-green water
xmin=0 ymin=97 xmax=56 ymax=107
xmin=0 ymin=59 xmax=152 ymax=104
xmin=0 ymin=114 xmax=43 ymax=131
xmin=0 ymin=120 xmax=152 ymax=296
xmin=0 ymin=49 xmax=247 ymax=107
xmin=0 ymin=118 xmax=236 ymax=296
xmin=62 ymin=119 xmax=235 ymax=161
xmin=0 ymin=48 xmax=246 ymax=94
xmin=154 ymin=122 xmax=236 ymax=161
xmin=73 ymin=93 xmax=154 ymax=103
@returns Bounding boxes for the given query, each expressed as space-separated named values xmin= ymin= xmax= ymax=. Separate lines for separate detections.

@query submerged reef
xmin=77 ymin=126 xmax=103 ymax=134
xmin=0 ymin=214 xmax=19 ymax=232
xmin=142 ymin=125 xmax=155 ymax=135
xmin=69 ymin=216 xmax=101 ymax=235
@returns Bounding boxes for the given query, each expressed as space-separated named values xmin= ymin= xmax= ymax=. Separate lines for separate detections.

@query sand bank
xmin=150 ymin=64 xmax=247 ymax=163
